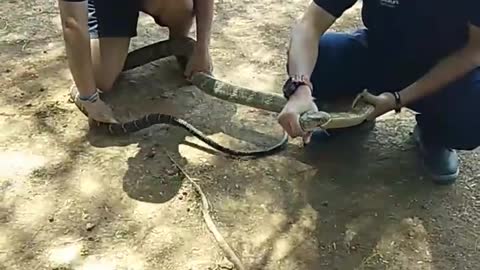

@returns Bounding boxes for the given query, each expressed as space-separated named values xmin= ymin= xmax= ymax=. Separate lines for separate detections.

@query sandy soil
xmin=1 ymin=0 xmax=479 ymax=269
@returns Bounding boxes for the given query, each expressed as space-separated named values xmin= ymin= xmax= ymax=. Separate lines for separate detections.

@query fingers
xmin=78 ymin=97 xmax=119 ymax=124
xmin=278 ymin=112 xmax=306 ymax=139
xmin=184 ymin=64 xmax=192 ymax=79
xmin=302 ymin=131 xmax=313 ymax=145
xmin=353 ymin=90 xmax=377 ymax=107
xmin=100 ymin=113 xmax=119 ymax=124
xmin=92 ymin=108 xmax=119 ymax=124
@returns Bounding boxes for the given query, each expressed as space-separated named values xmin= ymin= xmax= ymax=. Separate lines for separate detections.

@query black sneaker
xmin=412 ymin=125 xmax=459 ymax=185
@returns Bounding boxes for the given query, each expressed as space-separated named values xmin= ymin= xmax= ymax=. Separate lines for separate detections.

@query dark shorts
xmin=87 ymin=0 xmax=141 ymax=38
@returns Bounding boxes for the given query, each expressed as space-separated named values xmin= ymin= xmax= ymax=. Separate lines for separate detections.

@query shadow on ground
xmin=85 ymin=57 xmax=286 ymax=204
xmin=183 ymin=113 xmax=480 ymax=269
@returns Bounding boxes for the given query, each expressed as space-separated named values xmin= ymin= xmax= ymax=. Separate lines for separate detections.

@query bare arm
xmin=286 ymin=2 xmax=338 ymax=100
xmin=193 ymin=0 xmax=214 ymax=50
xmin=399 ymin=24 xmax=480 ymax=106
xmin=57 ymin=0 xmax=96 ymax=96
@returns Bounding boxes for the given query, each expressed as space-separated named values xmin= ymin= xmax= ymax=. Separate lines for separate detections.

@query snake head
xmin=299 ymin=110 xmax=332 ymax=132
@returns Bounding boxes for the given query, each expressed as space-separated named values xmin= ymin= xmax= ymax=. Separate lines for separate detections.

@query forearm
xmin=400 ymin=47 xmax=479 ymax=105
xmin=287 ymin=22 xmax=321 ymax=79
xmin=287 ymin=3 xmax=336 ymax=94
xmin=58 ymin=0 xmax=96 ymax=96
xmin=193 ymin=0 xmax=214 ymax=50
xmin=400 ymin=25 xmax=480 ymax=106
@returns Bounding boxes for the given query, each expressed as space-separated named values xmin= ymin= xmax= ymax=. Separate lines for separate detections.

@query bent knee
xmin=142 ymin=0 xmax=193 ymax=26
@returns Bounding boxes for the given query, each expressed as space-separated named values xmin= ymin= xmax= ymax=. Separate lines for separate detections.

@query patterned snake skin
xmin=123 ymin=37 xmax=375 ymax=129
xmin=71 ymin=37 xmax=375 ymax=156
xmin=71 ymin=37 xmax=288 ymax=157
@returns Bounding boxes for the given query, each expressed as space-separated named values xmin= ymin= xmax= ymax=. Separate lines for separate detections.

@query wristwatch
xmin=282 ymin=75 xmax=313 ymax=99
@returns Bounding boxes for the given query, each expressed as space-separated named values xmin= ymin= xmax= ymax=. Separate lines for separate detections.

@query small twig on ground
xmin=1 ymin=19 xmax=8 ymax=31
xmin=21 ymin=40 xmax=30 ymax=51
xmin=166 ymin=151 xmax=246 ymax=270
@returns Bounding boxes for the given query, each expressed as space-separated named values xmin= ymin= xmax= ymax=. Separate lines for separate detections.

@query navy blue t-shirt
xmin=314 ymin=0 xmax=480 ymax=67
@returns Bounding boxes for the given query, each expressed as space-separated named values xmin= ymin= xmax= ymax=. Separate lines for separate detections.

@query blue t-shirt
xmin=314 ymin=0 xmax=480 ymax=66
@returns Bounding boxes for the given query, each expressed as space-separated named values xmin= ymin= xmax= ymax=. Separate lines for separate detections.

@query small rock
xmin=321 ymin=201 xmax=329 ymax=207
xmin=160 ymin=93 xmax=172 ymax=99
xmin=48 ymin=216 xmax=54 ymax=223
xmin=145 ymin=150 xmax=156 ymax=159
xmin=39 ymin=87 xmax=45 ymax=92
xmin=87 ymin=236 xmax=95 ymax=241
xmin=85 ymin=222 xmax=96 ymax=231
xmin=182 ymin=191 xmax=188 ymax=196
xmin=217 ymin=259 xmax=234 ymax=269
xmin=178 ymin=196 xmax=183 ymax=201
xmin=166 ymin=168 xmax=176 ymax=176
xmin=80 ymin=248 xmax=89 ymax=256
xmin=5 ymin=69 xmax=11 ymax=73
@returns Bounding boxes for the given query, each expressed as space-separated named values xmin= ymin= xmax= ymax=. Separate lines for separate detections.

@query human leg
xmin=310 ymin=29 xmax=371 ymax=103
xmin=141 ymin=0 xmax=194 ymax=39
xmin=87 ymin=0 xmax=139 ymax=92
xmin=140 ymin=0 xmax=194 ymax=69
xmin=408 ymin=68 xmax=480 ymax=184
xmin=308 ymin=29 xmax=374 ymax=140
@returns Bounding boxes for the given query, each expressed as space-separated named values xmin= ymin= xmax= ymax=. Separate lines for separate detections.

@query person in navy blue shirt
xmin=278 ymin=0 xmax=480 ymax=185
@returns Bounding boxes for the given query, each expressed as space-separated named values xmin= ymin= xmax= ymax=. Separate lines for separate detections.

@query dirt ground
xmin=1 ymin=0 xmax=479 ymax=269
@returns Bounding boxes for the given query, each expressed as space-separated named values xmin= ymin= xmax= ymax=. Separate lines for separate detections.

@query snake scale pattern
xmin=71 ymin=37 xmax=289 ymax=157
xmin=71 ymin=36 xmax=375 ymax=157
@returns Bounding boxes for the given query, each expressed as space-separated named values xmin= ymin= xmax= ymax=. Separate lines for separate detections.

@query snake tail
xmin=90 ymin=115 xmax=288 ymax=157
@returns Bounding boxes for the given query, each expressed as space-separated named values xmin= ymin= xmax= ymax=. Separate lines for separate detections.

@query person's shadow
xmin=85 ymin=56 xmax=286 ymax=204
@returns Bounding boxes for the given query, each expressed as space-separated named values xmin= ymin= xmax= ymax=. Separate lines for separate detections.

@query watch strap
xmin=282 ymin=75 xmax=313 ymax=99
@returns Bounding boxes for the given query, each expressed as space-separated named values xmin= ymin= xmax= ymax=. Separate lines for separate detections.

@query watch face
xmin=283 ymin=78 xmax=309 ymax=98
xmin=287 ymin=81 xmax=298 ymax=96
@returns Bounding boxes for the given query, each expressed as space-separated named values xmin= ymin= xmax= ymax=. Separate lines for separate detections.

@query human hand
xmin=277 ymin=85 xmax=318 ymax=144
xmin=71 ymin=87 xmax=118 ymax=124
xmin=353 ymin=90 xmax=397 ymax=121
xmin=184 ymin=44 xmax=213 ymax=79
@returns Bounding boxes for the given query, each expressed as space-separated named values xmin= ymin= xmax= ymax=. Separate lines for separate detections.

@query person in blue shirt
xmin=57 ymin=0 xmax=213 ymax=123
xmin=278 ymin=0 xmax=480 ymax=185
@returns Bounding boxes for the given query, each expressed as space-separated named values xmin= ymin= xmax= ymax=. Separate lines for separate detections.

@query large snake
xmin=70 ymin=37 xmax=375 ymax=156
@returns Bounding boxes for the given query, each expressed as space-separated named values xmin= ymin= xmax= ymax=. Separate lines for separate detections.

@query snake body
xmin=84 ymin=112 xmax=288 ymax=157
xmin=122 ymin=37 xmax=375 ymax=130
xmin=71 ymin=37 xmax=289 ymax=157
xmin=71 ymin=37 xmax=374 ymax=156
